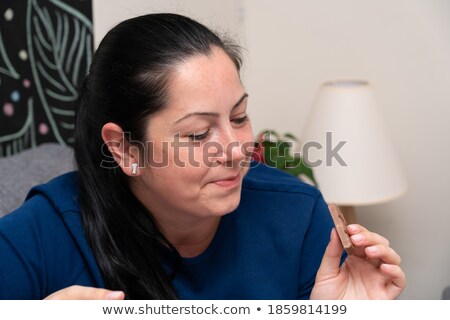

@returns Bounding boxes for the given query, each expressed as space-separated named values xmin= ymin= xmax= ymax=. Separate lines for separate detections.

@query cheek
xmin=171 ymin=142 xmax=206 ymax=169
xmin=145 ymin=140 xmax=169 ymax=166
xmin=165 ymin=143 xmax=209 ymax=185
xmin=144 ymin=164 xmax=204 ymax=199
xmin=146 ymin=140 xmax=202 ymax=168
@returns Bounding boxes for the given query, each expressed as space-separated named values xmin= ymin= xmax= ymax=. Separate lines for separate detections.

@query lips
xmin=210 ymin=172 xmax=242 ymax=188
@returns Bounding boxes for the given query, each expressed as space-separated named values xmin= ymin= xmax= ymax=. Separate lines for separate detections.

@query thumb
xmin=316 ymin=228 xmax=344 ymax=281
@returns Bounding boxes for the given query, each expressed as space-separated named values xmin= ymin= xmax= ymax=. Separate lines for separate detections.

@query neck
xmin=154 ymin=214 xmax=221 ymax=258
xmin=130 ymin=179 xmax=222 ymax=258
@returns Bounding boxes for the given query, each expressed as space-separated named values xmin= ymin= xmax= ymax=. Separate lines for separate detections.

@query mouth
xmin=210 ymin=172 xmax=242 ymax=189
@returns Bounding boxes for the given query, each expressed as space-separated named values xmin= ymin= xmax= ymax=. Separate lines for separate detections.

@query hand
xmin=44 ymin=285 xmax=125 ymax=300
xmin=310 ymin=224 xmax=406 ymax=299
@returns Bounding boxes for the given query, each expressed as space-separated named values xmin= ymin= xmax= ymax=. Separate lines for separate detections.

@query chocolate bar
xmin=328 ymin=203 xmax=355 ymax=255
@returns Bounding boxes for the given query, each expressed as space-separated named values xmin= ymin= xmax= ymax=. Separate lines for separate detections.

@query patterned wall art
xmin=0 ymin=0 xmax=92 ymax=157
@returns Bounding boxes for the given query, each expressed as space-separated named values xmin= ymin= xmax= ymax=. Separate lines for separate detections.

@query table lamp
xmin=301 ymin=79 xmax=408 ymax=223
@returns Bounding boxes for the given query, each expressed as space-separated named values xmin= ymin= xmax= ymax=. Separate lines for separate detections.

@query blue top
xmin=0 ymin=164 xmax=335 ymax=299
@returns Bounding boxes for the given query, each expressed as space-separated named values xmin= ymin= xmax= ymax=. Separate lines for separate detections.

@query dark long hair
xmin=73 ymin=13 xmax=242 ymax=299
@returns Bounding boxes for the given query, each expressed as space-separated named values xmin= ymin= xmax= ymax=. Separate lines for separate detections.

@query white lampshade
xmin=301 ymin=79 xmax=408 ymax=206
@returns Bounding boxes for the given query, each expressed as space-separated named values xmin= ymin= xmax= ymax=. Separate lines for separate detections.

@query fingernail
xmin=366 ymin=246 xmax=379 ymax=254
xmin=106 ymin=291 xmax=124 ymax=300
xmin=347 ymin=224 xmax=358 ymax=232
xmin=351 ymin=234 xmax=364 ymax=242
xmin=380 ymin=263 xmax=393 ymax=272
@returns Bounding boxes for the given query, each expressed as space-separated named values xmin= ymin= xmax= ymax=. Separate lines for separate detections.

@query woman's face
xmin=132 ymin=47 xmax=254 ymax=223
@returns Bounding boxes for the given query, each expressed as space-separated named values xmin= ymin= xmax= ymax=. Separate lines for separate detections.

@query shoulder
xmin=0 ymin=171 xmax=81 ymax=251
xmin=24 ymin=171 xmax=80 ymax=213
xmin=0 ymin=171 xmax=80 ymax=232
xmin=238 ymin=163 xmax=333 ymax=239
xmin=0 ymin=171 xmax=92 ymax=299
xmin=243 ymin=162 xmax=320 ymax=198
xmin=239 ymin=163 xmax=327 ymax=227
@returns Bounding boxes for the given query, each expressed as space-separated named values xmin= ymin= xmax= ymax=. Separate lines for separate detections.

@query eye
xmin=188 ymin=129 xmax=210 ymax=141
xmin=232 ymin=115 xmax=248 ymax=125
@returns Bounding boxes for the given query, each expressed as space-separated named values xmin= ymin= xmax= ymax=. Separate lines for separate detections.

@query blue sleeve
xmin=0 ymin=194 xmax=90 ymax=299
xmin=0 ymin=195 xmax=51 ymax=299
xmin=297 ymin=193 xmax=335 ymax=299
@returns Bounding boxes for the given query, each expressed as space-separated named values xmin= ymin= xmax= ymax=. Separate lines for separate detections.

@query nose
xmin=210 ymin=128 xmax=247 ymax=167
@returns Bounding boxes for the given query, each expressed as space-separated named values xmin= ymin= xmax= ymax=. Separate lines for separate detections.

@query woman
xmin=0 ymin=13 xmax=405 ymax=300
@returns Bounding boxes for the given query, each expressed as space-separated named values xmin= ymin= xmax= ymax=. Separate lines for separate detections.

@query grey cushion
xmin=0 ymin=143 xmax=75 ymax=217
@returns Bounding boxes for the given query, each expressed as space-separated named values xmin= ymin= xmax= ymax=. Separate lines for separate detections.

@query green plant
xmin=253 ymin=129 xmax=317 ymax=185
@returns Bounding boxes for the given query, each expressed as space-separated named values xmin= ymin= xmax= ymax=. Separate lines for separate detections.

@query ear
xmin=101 ymin=122 xmax=141 ymax=176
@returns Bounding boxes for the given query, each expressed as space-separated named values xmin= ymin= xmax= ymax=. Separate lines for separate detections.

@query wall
xmin=93 ymin=0 xmax=242 ymax=49
xmin=242 ymin=0 xmax=450 ymax=299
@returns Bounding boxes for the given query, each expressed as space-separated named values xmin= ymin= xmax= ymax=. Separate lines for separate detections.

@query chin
xmin=209 ymin=191 xmax=241 ymax=216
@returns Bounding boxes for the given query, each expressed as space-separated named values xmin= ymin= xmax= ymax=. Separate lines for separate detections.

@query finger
xmin=365 ymin=245 xmax=402 ymax=266
xmin=64 ymin=286 xmax=125 ymax=300
xmin=346 ymin=224 xmax=368 ymax=234
xmin=45 ymin=285 xmax=125 ymax=300
xmin=316 ymin=229 xmax=344 ymax=280
xmin=380 ymin=264 xmax=407 ymax=298
xmin=349 ymin=228 xmax=390 ymax=248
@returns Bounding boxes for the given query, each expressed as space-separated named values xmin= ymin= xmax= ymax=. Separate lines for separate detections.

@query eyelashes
xmin=232 ymin=115 xmax=248 ymax=125
xmin=187 ymin=115 xmax=249 ymax=142
xmin=188 ymin=129 xmax=210 ymax=141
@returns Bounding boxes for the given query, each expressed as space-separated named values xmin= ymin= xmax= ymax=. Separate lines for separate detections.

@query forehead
xmin=160 ymin=47 xmax=244 ymax=118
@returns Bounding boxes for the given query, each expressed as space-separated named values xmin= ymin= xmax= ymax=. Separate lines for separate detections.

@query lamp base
xmin=338 ymin=205 xmax=357 ymax=225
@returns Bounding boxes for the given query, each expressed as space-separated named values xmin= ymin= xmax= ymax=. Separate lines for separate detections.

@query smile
xmin=210 ymin=172 xmax=242 ymax=189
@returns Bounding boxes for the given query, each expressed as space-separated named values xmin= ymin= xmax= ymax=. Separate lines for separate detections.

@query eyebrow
xmin=174 ymin=93 xmax=249 ymax=124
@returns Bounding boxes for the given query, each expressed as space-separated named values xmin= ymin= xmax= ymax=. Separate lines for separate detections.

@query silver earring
xmin=131 ymin=163 xmax=138 ymax=175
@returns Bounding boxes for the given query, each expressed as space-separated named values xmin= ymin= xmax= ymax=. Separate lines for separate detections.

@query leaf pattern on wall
xmin=0 ymin=97 xmax=35 ymax=156
xmin=0 ymin=30 xmax=20 ymax=80
xmin=0 ymin=0 xmax=92 ymax=157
